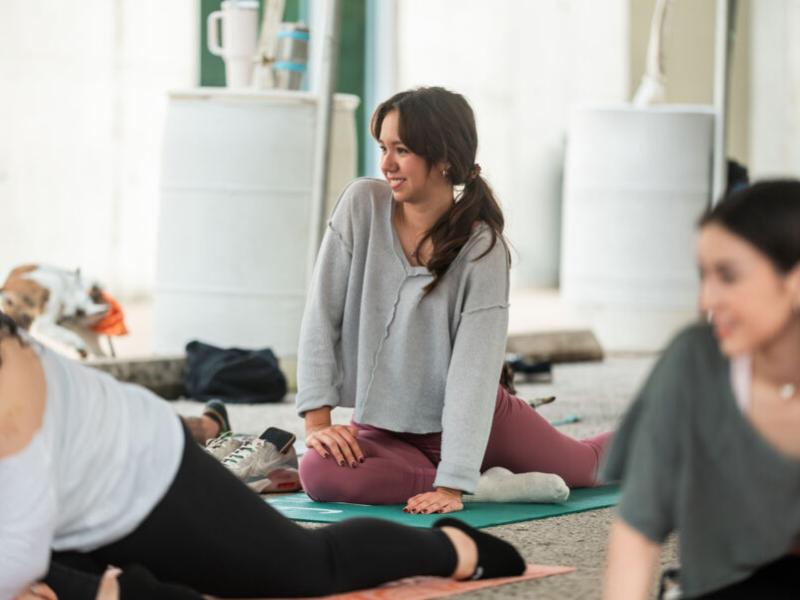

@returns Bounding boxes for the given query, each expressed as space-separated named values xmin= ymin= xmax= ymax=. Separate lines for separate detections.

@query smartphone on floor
xmin=260 ymin=427 xmax=296 ymax=454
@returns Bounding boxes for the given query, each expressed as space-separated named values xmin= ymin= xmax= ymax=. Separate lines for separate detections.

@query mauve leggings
xmin=300 ymin=385 xmax=612 ymax=504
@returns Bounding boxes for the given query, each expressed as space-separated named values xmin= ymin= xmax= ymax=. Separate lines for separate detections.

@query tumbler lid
xmin=222 ymin=0 xmax=259 ymax=9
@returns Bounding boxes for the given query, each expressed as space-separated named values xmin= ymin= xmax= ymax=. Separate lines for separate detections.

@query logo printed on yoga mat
xmin=273 ymin=506 xmax=344 ymax=515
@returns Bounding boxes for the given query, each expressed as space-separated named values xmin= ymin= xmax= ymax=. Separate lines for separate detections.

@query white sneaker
xmin=204 ymin=431 xmax=246 ymax=461
xmin=251 ymin=467 xmax=302 ymax=494
xmin=221 ymin=437 xmax=300 ymax=493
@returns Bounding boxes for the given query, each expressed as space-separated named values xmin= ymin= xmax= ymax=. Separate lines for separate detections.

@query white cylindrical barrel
xmin=154 ymin=89 xmax=359 ymax=357
xmin=560 ymin=105 xmax=715 ymax=350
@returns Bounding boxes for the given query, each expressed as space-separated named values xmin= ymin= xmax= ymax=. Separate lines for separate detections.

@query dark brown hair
xmin=370 ymin=87 xmax=509 ymax=293
xmin=0 ymin=310 xmax=23 ymax=366
xmin=699 ymin=179 xmax=800 ymax=273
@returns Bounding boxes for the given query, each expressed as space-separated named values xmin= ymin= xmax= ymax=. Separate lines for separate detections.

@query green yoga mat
xmin=266 ymin=485 xmax=619 ymax=529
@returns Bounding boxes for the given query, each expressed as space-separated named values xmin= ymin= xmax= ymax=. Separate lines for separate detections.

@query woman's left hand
xmin=404 ymin=487 xmax=463 ymax=514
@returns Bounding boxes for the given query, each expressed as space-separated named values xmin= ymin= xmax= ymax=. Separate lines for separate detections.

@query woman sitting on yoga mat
xmin=296 ymin=86 xmax=611 ymax=514
xmin=0 ymin=313 xmax=525 ymax=600
xmin=602 ymin=180 xmax=800 ymax=600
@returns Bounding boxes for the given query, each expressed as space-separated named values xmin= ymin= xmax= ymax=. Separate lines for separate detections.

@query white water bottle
xmin=207 ymin=0 xmax=260 ymax=88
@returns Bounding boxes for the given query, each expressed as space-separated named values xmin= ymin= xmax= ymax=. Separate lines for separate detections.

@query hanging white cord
xmin=632 ymin=0 xmax=673 ymax=106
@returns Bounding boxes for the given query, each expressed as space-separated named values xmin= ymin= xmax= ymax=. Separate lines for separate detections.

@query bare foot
xmin=95 ymin=567 xmax=121 ymax=600
xmin=439 ymin=526 xmax=478 ymax=579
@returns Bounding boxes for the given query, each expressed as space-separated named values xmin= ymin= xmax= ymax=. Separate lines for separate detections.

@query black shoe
xmin=505 ymin=356 xmax=553 ymax=384
xmin=203 ymin=399 xmax=231 ymax=436
xmin=434 ymin=518 xmax=526 ymax=580
xmin=507 ymin=356 xmax=552 ymax=377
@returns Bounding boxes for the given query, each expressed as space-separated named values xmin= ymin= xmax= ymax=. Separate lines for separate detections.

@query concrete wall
xmin=0 ymin=0 xmax=197 ymax=295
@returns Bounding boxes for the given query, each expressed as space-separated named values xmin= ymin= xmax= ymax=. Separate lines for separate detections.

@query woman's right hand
xmin=305 ymin=423 xmax=365 ymax=468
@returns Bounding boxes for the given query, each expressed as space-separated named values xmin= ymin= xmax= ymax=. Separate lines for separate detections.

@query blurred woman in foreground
xmin=602 ymin=180 xmax=800 ymax=599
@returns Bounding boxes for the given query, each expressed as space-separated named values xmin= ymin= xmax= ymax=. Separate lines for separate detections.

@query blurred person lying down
xmin=0 ymin=310 xmax=525 ymax=600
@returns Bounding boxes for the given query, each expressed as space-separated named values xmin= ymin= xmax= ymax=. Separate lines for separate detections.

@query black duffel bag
xmin=185 ymin=340 xmax=287 ymax=404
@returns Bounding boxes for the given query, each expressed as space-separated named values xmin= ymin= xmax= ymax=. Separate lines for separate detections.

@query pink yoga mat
xmin=231 ymin=564 xmax=575 ymax=600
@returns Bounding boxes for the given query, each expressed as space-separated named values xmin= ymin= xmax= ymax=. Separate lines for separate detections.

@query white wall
xmin=394 ymin=0 xmax=630 ymax=288
xmin=0 ymin=0 xmax=197 ymax=296
xmin=749 ymin=0 xmax=800 ymax=178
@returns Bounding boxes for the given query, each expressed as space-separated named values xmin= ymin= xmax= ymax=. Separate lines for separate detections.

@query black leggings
xmin=691 ymin=555 xmax=800 ymax=600
xmin=48 ymin=425 xmax=457 ymax=598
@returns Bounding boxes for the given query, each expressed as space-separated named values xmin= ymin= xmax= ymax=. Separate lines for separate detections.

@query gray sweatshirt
xmin=296 ymin=178 xmax=509 ymax=492
xmin=601 ymin=323 xmax=800 ymax=597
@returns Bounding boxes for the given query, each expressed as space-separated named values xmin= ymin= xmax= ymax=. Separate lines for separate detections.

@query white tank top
xmin=0 ymin=339 xmax=183 ymax=599
xmin=730 ymin=354 xmax=752 ymax=414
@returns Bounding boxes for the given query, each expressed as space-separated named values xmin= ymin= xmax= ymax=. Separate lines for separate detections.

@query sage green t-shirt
xmin=601 ymin=323 xmax=800 ymax=597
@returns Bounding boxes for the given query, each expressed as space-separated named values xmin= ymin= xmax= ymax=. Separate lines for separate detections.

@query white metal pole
xmin=306 ymin=0 xmax=341 ymax=287
xmin=364 ymin=0 xmax=398 ymax=177
xmin=711 ymin=0 xmax=733 ymax=205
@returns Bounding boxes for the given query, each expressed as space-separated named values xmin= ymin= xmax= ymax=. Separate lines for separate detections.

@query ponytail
xmin=420 ymin=172 xmax=508 ymax=294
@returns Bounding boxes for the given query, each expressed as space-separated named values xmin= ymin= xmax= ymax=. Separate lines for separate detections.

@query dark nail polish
xmin=338 ymin=460 xmax=344 ymax=467
xmin=351 ymin=462 xmax=357 ymax=468
xmin=359 ymin=457 xmax=365 ymax=463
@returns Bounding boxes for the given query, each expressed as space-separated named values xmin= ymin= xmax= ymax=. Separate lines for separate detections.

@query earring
xmin=442 ymin=168 xmax=449 ymax=178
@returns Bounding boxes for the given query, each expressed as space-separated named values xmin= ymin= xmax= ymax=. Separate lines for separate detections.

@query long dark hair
xmin=699 ymin=179 xmax=800 ymax=273
xmin=370 ymin=87 xmax=509 ymax=293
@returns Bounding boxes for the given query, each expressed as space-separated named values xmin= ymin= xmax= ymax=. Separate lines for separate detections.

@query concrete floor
xmin=108 ymin=290 xmax=680 ymax=598
xmin=172 ymin=354 xmax=679 ymax=599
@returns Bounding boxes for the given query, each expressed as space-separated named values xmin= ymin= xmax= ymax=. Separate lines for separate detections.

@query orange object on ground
xmin=91 ymin=291 xmax=129 ymax=336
